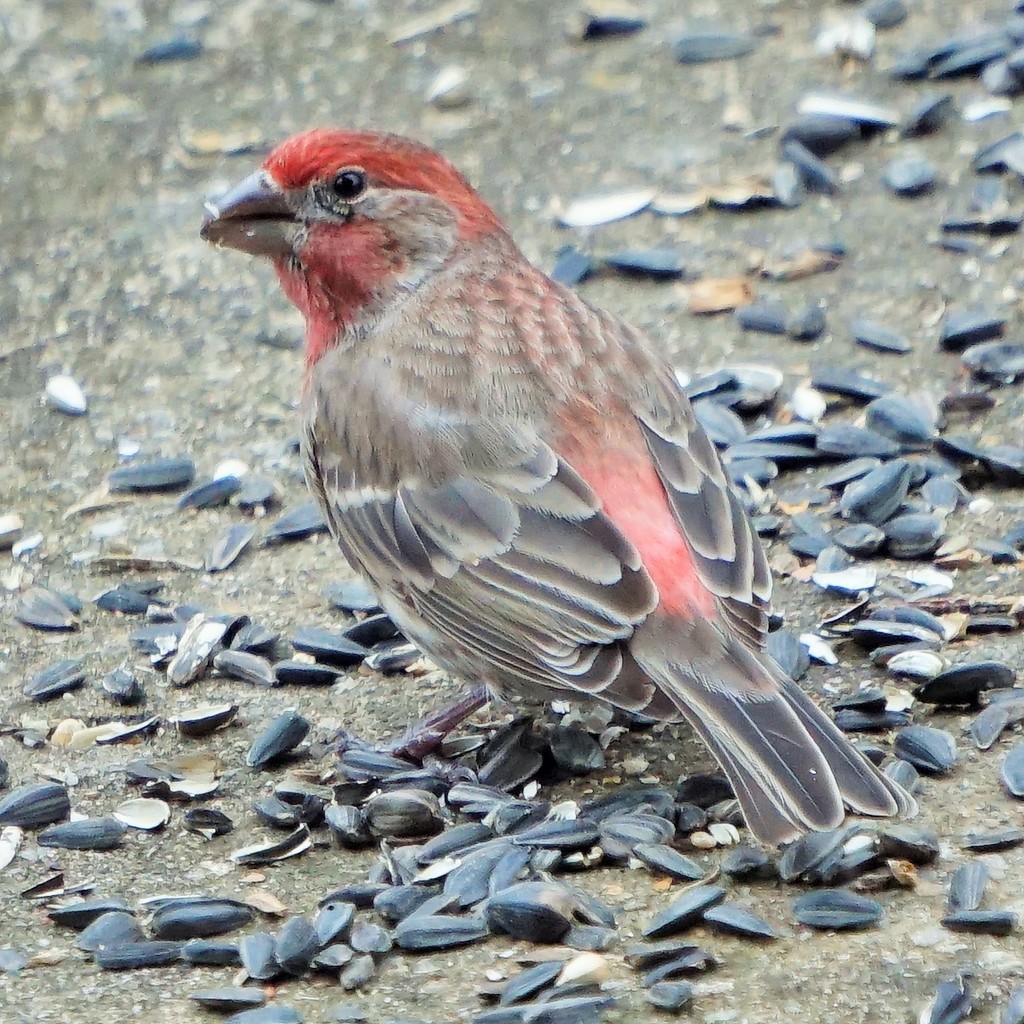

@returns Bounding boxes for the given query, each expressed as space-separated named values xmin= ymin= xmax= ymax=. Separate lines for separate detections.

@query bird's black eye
xmin=332 ymin=169 xmax=367 ymax=202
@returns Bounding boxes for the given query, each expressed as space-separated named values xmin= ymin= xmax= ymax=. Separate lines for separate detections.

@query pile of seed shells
xmin=6 ymin=0 xmax=1024 ymax=1022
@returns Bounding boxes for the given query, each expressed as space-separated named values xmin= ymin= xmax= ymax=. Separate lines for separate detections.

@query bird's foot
xmin=383 ymin=685 xmax=490 ymax=761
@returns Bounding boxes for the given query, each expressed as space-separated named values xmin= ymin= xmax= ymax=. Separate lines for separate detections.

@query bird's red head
xmin=201 ymin=129 xmax=504 ymax=365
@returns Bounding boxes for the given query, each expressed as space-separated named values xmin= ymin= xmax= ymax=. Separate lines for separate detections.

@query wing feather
xmin=634 ymin=371 xmax=773 ymax=648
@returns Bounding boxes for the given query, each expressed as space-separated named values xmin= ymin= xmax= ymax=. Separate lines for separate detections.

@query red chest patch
xmin=560 ymin=433 xmax=716 ymax=620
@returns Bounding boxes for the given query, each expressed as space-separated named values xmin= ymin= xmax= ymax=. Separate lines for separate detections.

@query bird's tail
xmin=629 ymin=617 xmax=916 ymax=846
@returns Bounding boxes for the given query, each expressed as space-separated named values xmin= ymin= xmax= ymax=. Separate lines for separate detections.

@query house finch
xmin=201 ymin=129 xmax=914 ymax=844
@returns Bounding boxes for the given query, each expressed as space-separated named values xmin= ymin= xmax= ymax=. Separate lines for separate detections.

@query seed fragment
xmin=45 ymin=374 xmax=87 ymax=415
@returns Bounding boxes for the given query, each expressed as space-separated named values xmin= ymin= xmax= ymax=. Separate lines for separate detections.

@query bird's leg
xmin=384 ymin=684 xmax=490 ymax=761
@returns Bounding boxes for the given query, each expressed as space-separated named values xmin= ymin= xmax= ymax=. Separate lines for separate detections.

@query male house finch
xmin=201 ymin=129 xmax=914 ymax=844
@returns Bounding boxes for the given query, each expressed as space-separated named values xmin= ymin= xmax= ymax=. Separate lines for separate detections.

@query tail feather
xmin=630 ymin=618 xmax=914 ymax=845
xmin=778 ymin=674 xmax=917 ymax=819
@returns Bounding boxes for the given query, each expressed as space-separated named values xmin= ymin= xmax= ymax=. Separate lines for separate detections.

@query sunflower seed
xmin=152 ymin=899 xmax=252 ymax=940
xmin=206 ymin=522 xmax=255 ymax=572
xmin=137 ymin=37 xmax=202 ymax=63
xmin=947 ymin=862 xmax=988 ymax=911
xmin=939 ymin=309 xmax=1005 ymax=351
xmin=674 ymin=29 xmax=756 ymax=63
xmin=485 ymin=881 xmax=578 ymax=943
xmin=275 ymin=916 xmax=319 ymax=974
xmin=702 ymin=903 xmax=779 ymax=940
xmin=394 ymin=913 xmax=489 ymax=950
xmin=246 ymin=712 xmax=310 ymax=768
xmin=839 ymin=459 xmax=912 ymax=525
xmin=962 ymin=340 xmax=1024 ymax=383
xmin=500 ymin=961 xmax=562 ymax=1005
xmin=642 ymin=885 xmax=725 ymax=939
xmin=191 ymin=989 xmax=267 ymax=1012
xmin=884 ymin=513 xmax=946 ymax=558
xmin=16 ymin=587 xmax=79 ymax=631
xmin=903 ymin=93 xmax=954 ymax=136
xmin=0 ymin=783 xmax=70 ymax=829
xmin=918 ymin=974 xmax=972 ymax=1024
xmin=797 ymin=93 xmax=899 ymax=128
xmin=817 ymin=424 xmax=899 ymax=459
xmin=941 ymin=909 xmax=1017 ymax=936
xmin=894 ymin=725 xmax=957 ymax=774
xmin=264 ymin=502 xmax=328 ymax=544
xmin=644 ymin=980 xmax=693 ymax=1012
xmin=604 ymin=248 xmax=684 ymax=279
xmin=325 ymin=579 xmax=379 ymax=613
xmin=48 ymin=898 xmax=132 ymax=930
xmin=95 ymin=940 xmax=184 ymax=970
xmin=76 ymin=911 xmax=144 ymax=952
xmin=887 ymin=650 xmax=944 ymax=680
xmin=961 ymin=828 xmax=1024 ymax=852
xmin=173 ymin=702 xmax=237 ymax=738
xmin=866 ymin=394 xmax=939 ymax=448
xmin=915 ymin=661 xmax=1014 ymax=705
xmin=38 ymin=816 xmax=126 ymax=851
xmin=1003 ymin=987 xmax=1024 ymax=1024
xmin=177 ymin=476 xmax=241 ymax=511
xmin=883 ymin=156 xmax=936 ymax=197
xmin=782 ymin=114 xmax=859 ymax=156
xmin=364 ymin=789 xmax=444 ymax=841
xmin=209 ymin=651 xmax=275 ymax=690
xmin=735 ymin=301 xmax=788 ymax=335
xmin=966 ymin=692 xmax=1024 ymax=749
xmin=23 ymin=658 xmax=87 ymax=702
xmin=864 ymin=0 xmax=907 ymax=29
xmin=240 ymin=932 xmax=279 ymax=980
xmin=1002 ymin=742 xmax=1024 ymax=798
xmin=632 ymin=844 xmax=704 ymax=882
xmin=792 ymin=889 xmax=881 ymax=930
xmin=292 ymin=627 xmax=369 ymax=666
xmin=108 ymin=457 xmax=195 ymax=493
xmin=787 ymin=303 xmax=827 ymax=340
xmin=851 ymin=318 xmax=910 ymax=355
xmin=310 ymin=943 xmax=353 ymax=971
xmin=781 ymin=140 xmax=839 ymax=195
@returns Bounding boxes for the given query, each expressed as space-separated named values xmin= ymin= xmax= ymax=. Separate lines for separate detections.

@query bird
xmin=201 ymin=128 xmax=914 ymax=845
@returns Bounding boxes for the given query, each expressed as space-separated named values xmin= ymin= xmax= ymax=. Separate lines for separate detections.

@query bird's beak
xmin=200 ymin=172 xmax=298 ymax=258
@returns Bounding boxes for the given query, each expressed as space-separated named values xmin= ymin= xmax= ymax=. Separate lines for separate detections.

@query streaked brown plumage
xmin=201 ymin=128 xmax=915 ymax=844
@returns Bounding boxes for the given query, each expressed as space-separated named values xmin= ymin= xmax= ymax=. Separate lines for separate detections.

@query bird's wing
xmin=615 ymin=361 xmax=911 ymax=842
xmin=630 ymin=365 xmax=774 ymax=649
xmin=304 ymin=397 xmax=662 ymax=711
